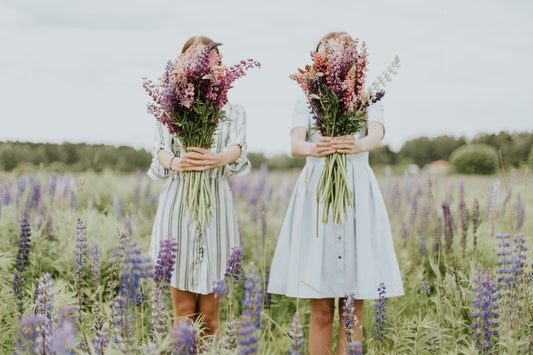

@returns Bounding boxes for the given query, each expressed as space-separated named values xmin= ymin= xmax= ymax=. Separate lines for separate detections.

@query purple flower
xmin=288 ymin=311 xmax=304 ymax=355
xmin=92 ymin=301 xmax=109 ymax=355
xmin=225 ymin=245 xmax=244 ymax=284
xmin=459 ymin=198 xmax=469 ymax=257
xmin=74 ymin=218 xmax=88 ymax=273
xmin=433 ymin=217 xmax=443 ymax=254
xmin=150 ymin=286 xmax=168 ymax=336
xmin=212 ymin=279 xmax=228 ymax=298
xmin=153 ymin=238 xmax=178 ymax=286
xmin=15 ymin=315 xmax=40 ymax=354
xmin=239 ymin=315 xmax=259 ymax=355
xmin=471 ymin=264 xmax=500 ymax=352
xmin=89 ymin=241 xmax=101 ymax=286
xmin=52 ymin=306 xmax=78 ymax=354
xmin=112 ymin=294 xmax=135 ymax=352
xmin=420 ymin=280 xmax=431 ymax=295
xmin=442 ymin=202 xmax=455 ymax=253
xmin=119 ymin=236 xmax=154 ymax=306
xmin=346 ymin=341 xmax=363 ymax=355
xmin=35 ymin=273 xmax=56 ymax=354
xmin=49 ymin=171 xmax=57 ymax=203
xmin=171 ymin=320 xmax=198 ymax=355
xmin=14 ymin=217 xmax=31 ymax=316
xmin=69 ymin=190 xmax=77 ymax=210
xmin=242 ymin=268 xmax=263 ymax=330
xmin=373 ymin=283 xmax=386 ymax=341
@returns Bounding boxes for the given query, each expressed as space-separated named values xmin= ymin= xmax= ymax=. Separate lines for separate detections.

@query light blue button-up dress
xmin=267 ymin=100 xmax=404 ymax=299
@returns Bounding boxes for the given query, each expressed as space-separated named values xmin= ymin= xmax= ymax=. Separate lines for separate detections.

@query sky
xmin=1 ymin=0 xmax=532 ymax=156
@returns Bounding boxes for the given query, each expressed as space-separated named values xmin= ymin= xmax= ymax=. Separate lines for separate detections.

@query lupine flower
xmin=442 ymin=202 xmax=455 ymax=253
xmin=93 ymin=301 xmax=109 ymax=355
xmin=89 ymin=241 xmax=101 ymax=286
xmin=16 ymin=175 xmax=26 ymax=212
xmin=288 ymin=311 xmax=304 ymax=355
xmin=420 ymin=280 xmax=431 ymax=295
xmin=35 ymin=273 xmax=56 ymax=354
xmin=70 ymin=190 xmax=77 ymax=210
xmin=14 ymin=218 xmax=32 ymax=316
xmin=225 ymin=245 xmax=244 ymax=288
xmin=74 ymin=218 xmax=88 ymax=320
xmin=150 ymin=286 xmax=168 ymax=336
xmin=459 ymin=198 xmax=469 ymax=257
xmin=48 ymin=171 xmax=57 ymax=204
xmin=472 ymin=198 xmax=481 ymax=253
xmin=342 ymin=293 xmax=357 ymax=342
xmin=239 ymin=315 xmax=259 ymax=355
xmin=373 ymin=283 xmax=387 ymax=341
xmin=153 ymin=238 xmax=178 ymax=287
xmin=432 ymin=217 xmax=443 ymax=254
xmin=346 ymin=341 xmax=363 ymax=355
xmin=15 ymin=315 xmax=40 ymax=354
xmin=471 ymin=264 xmax=500 ymax=352
xmin=108 ymin=233 xmax=128 ymax=299
xmin=220 ymin=316 xmax=239 ymax=351
xmin=52 ymin=306 xmax=78 ymax=354
xmin=119 ymin=235 xmax=154 ymax=306
xmin=112 ymin=294 xmax=135 ymax=353
xmin=171 ymin=320 xmax=197 ymax=355
xmin=212 ymin=279 xmax=228 ymax=298
xmin=242 ymin=267 xmax=263 ymax=330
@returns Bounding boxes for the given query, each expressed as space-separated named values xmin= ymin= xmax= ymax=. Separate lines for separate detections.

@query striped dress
xmin=147 ymin=104 xmax=250 ymax=294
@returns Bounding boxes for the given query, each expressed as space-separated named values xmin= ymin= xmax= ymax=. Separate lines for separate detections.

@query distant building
xmin=429 ymin=160 xmax=451 ymax=174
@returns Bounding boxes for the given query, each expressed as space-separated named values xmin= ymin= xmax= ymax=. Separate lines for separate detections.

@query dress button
xmin=338 ymin=256 xmax=342 ymax=259
xmin=338 ymin=236 xmax=342 ymax=240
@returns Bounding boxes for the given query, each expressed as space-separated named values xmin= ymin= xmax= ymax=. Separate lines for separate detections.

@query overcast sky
xmin=1 ymin=0 xmax=532 ymax=155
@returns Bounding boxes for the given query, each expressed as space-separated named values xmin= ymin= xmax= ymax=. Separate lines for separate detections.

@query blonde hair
xmin=181 ymin=36 xmax=219 ymax=53
xmin=316 ymin=31 xmax=355 ymax=51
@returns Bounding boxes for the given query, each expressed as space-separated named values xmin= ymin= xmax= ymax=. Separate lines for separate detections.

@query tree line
xmin=0 ymin=130 xmax=532 ymax=172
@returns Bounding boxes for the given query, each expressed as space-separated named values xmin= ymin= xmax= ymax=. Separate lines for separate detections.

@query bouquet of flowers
xmin=290 ymin=36 xmax=400 ymax=225
xmin=143 ymin=39 xmax=260 ymax=231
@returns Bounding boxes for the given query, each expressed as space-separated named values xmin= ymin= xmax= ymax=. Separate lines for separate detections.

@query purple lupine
xmin=433 ymin=217 xmax=443 ymax=254
xmin=410 ymin=194 xmax=418 ymax=225
xmin=442 ymin=201 xmax=455 ymax=253
xmin=472 ymin=198 xmax=481 ymax=253
xmin=420 ymin=280 xmax=431 ymax=295
xmin=52 ymin=306 xmax=78 ymax=354
xmin=49 ymin=171 xmax=57 ymax=205
xmin=112 ymin=294 xmax=135 ymax=352
xmin=153 ymin=238 xmax=178 ymax=287
xmin=242 ymin=268 xmax=263 ymax=330
xmin=471 ymin=264 xmax=500 ymax=352
xmin=92 ymin=301 xmax=109 ymax=355
xmin=74 ymin=218 xmax=88 ymax=320
xmin=212 ymin=279 xmax=228 ymax=298
xmin=373 ymin=283 xmax=387 ymax=341
xmin=342 ymin=293 xmax=356 ymax=342
xmin=89 ymin=241 xmax=101 ymax=286
xmin=288 ymin=311 xmax=304 ymax=355
xmin=16 ymin=175 xmax=27 ymax=211
xmin=517 ymin=203 xmax=525 ymax=231
xmin=69 ymin=190 xmax=77 ymax=210
xmin=419 ymin=201 xmax=430 ymax=257
xmin=108 ymin=233 xmax=127 ymax=299
xmin=239 ymin=315 xmax=259 ymax=355
xmin=225 ymin=245 xmax=244 ymax=286
xmin=150 ymin=286 xmax=168 ymax=336
xmin=119 ymin=236 xmax=154 ymax=306
xmin=171 ymin=320 xmax=198 ymax=355
xmin=14 ymin=217 xmax=32 ymax=316
xmin=35 ymin=273 xmax=56 ymax=354
xmin=459 ymin=198 xmax=469 ymax=258
xmin=112 ymin=196 xmax=123 ymax=218
xmin=346 ymin=341 xmax=363 ymax=355
xmin=15 ymin=315 xmax=40 ymax=354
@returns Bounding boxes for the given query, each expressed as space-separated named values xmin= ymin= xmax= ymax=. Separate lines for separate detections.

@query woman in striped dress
xmin=147 ymin=36 xmax=250 ymax=336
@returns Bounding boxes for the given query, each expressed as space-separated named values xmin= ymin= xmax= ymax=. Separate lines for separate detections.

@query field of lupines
xmin=0 ymin=164 xmax=531 ymax=354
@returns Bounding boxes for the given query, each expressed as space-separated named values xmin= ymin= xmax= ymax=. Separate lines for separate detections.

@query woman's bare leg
xmin=197 ymin=293 xmax=220 ymax=336
xmin=170 ymin=286 xmax=197 ymax=326
xmin=310 ymin=298 xmax=335 ymax=355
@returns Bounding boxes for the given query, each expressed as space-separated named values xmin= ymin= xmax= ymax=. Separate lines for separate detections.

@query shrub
xmin=450 ymin=144 xmax=499 ymax=175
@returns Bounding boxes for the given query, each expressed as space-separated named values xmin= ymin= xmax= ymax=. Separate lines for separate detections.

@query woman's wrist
xmin=169 ymin=155 xmax=177 ymax=171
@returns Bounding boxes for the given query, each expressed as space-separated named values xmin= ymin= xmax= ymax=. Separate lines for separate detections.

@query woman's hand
xmin=310 ymin=136 xmax=336 ymax=157
xmin=331 ymin=135 xmax=358 ymax=154
xmin=173 ymin=147 xmax=225 ymax=172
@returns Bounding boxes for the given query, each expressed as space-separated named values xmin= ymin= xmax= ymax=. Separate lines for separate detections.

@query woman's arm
xmin=291 ymin=127 xmax=335 ymax=158
xmin=330 ymin=121 xmax=384 ymax=154
xmin=157 ymin=145 xmax=242 ymax=172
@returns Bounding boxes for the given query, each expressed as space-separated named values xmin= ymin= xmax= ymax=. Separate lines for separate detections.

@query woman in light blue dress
xmin=267 ymin=32 xmax=404 ymax=354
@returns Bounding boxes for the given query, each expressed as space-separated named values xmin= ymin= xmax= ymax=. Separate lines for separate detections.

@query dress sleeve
xmin=225 ymin=104 xmax=251 ymax=176
xmin=367 ymin=101 xmax=385 ymax=137
xmin=291 ymin=98 xmax=310 ymax=131
xmin=147 ymin=120 xmax=172 ymax=181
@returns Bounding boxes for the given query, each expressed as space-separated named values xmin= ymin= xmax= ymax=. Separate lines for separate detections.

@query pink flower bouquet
xmin=290 ymin=36 xmax=399 ymax=225
xmin=143 ymin=39 xmax=260 ymax=230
